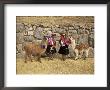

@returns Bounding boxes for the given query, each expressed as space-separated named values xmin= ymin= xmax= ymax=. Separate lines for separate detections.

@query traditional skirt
xmin=46 ymin=45 xmax=56 ymax=55
xmin=58 ymin=45 xmax=69 ymax=55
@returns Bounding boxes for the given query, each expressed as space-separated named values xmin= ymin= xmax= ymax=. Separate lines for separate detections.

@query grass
xmin=16 ymin=57 xmax=94 ymax=74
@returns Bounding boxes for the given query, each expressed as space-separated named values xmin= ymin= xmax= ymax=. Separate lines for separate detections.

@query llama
xmin=69 ymin=36 xmax=90 ymax=60
xmin=23 ymin=36 xmax=47 ymax=63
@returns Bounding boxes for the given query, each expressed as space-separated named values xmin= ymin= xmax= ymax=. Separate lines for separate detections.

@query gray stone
xmin=88 ymin=48 xmax=94 ymax=58
xmin=51 ymin=27 xmax=57 ymax=33
xmin=24 ymin=36 xmax=34 ymax=42
xmin=69 ymin=27 xmax=74 ymax=30
xmin=55 ymin=28 xmax=66 ymax=34
xmin=28 ymin=26 xmax=33 ymax=31
xmin=16 ymin=51 xmax=25 ymax=58
xmin=34 ymin=27 xmax=44 ymax=39
xmin=44 ymin=27 xmax=51 ymax=31
xmin=27 ymin=30 xmax=34 ymax=36
xmin=82 ymin=34 xmax=89 ymax=44
xmin=68 ymin=30 xmax=77 ymax=35
xmin=16 ymin=44 xmax=23 ymax=53
xmin=16 ymin=33 xmax=24 ymax=44
xmin=54 ymin=33 xmax=60 ymax=41
xmin=77 ymin=34 xmax=84 ymax=44
xmin=89 ymin=33 xmax=94 ymax=39
xmin=24 ymin=25 xmax=29 ymax=31
xmin=77 ymin=34 xmax=89 ymax=44
xmin=16 ymin=23 xmax=25 ymax=33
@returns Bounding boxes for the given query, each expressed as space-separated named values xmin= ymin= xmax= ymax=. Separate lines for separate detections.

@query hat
xmin=60 ymin=33 xmax=66 ymax=36
xmin=52 ymin=33 xmax=56 ymax=36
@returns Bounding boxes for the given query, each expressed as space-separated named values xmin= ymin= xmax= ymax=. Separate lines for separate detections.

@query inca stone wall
xmin=16 ymin=16 xmax=94 ymax=58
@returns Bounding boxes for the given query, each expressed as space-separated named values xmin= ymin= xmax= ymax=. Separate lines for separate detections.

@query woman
xmin=58 ymin=34 xmax=71 ymax=61
xmin=45 ymin=34 xmax=56 ymax=60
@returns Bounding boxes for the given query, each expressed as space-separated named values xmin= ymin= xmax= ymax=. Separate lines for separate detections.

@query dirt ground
xmin=16 ymin=58 xmax=94 ymax=74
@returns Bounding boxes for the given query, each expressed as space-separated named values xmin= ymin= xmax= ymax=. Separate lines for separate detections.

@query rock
xmin=88 ymin=47 xmax=94 ymax=58
xmin=51 ymin=27 xmax=57 ymax=33
xmin=53 ymin=33 xmax=60 ymax=41
xmin=69 ymin=27 xmax=74 ymax=30
xmin=77 ymin=34 xmax=84 ymax=44
xmin=24 ymin=36 xmax=34 ymax=42
xmin=44 ymin=27 xmax=51 ymax=31
xmin=27 ymin=30 xmax=34 ymax=36
xmin=28 ymin=26 xmax=33 ymax=31
xmin=16 ymin=33 xmax=24 ymax=44
xmin=68 ymin=30 xmax=77 ymax=35
xmin=77 ymin=34 xmax=89 ymax=44
xmin=24 ymin=25 xmax=29 ymax=30
xmin=82 ymin=34 xmax=89 ymax=44
xmin=16 ymin=23 xmax=25 ymax=33
xmin=46 ymin=30 xmax=52 ymax=36
xmin=89 ymin=33 xmax=94 ymax=39
xmin=16 ymin=44 xmax=23 ymax=53
xmin=33 ymin=25 xmax=37 ymax=30
xmin=34 ymin=27 xmax=44 ymax=39
xmin=16 ymin=51 xmax=25 ymax=58
xmin=56 ymin=28 xmax=66 ymax=34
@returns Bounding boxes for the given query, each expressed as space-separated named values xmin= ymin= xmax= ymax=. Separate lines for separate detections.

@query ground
xmin=16 ymin=58 xmax=94 ymax=74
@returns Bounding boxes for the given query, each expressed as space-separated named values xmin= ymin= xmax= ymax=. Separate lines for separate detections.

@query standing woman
xmin=58 ymin=34 xmax=71 ymax=61
xmin=45 ymin=33 xmax=56 ymax=60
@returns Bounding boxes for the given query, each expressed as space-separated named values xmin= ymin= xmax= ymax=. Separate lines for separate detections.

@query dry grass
xmin=16 ymin=16 xmax=94 ymax=26
xmin=16 ymin=58 xmax=94 ymax=74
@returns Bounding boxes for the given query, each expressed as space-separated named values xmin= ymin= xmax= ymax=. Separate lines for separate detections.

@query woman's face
xmin=63 ymin=35 xmax=65 ymax=38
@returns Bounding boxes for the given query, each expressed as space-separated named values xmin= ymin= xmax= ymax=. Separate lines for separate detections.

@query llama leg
xmin=83 ymin=49 xmax=86 ymax=60
xmin=80 ymin=50 xmax=84 ymax=59
xmin=86 ymin=49 xmax=89 ymax=58
xmin=51 ymin=54 xmax=54 ymax=60
xmin=28 ymin=54 xmax=32 ymax=62
xmin=24 ymin=54 xmax=27 ymax=63
xmin=49 ymin=53 xmax=53 ymax=60
xmin=48 ymin=53 xmax=52 ymax=60
xmin=38 ymin=54 xmax=41 ymax=63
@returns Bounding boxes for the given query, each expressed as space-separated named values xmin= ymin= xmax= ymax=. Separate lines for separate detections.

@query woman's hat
xmin=60 ymin=33 xmax=66 ymax=36
xmin=52 ymin=33 xmax=56 ymax=36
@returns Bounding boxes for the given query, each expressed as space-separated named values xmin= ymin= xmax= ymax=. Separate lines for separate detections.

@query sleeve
xmin=54 ymin=40 xmax=56 ymax=46
xmin=69 ymin=38 xmax=71 ymax=44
